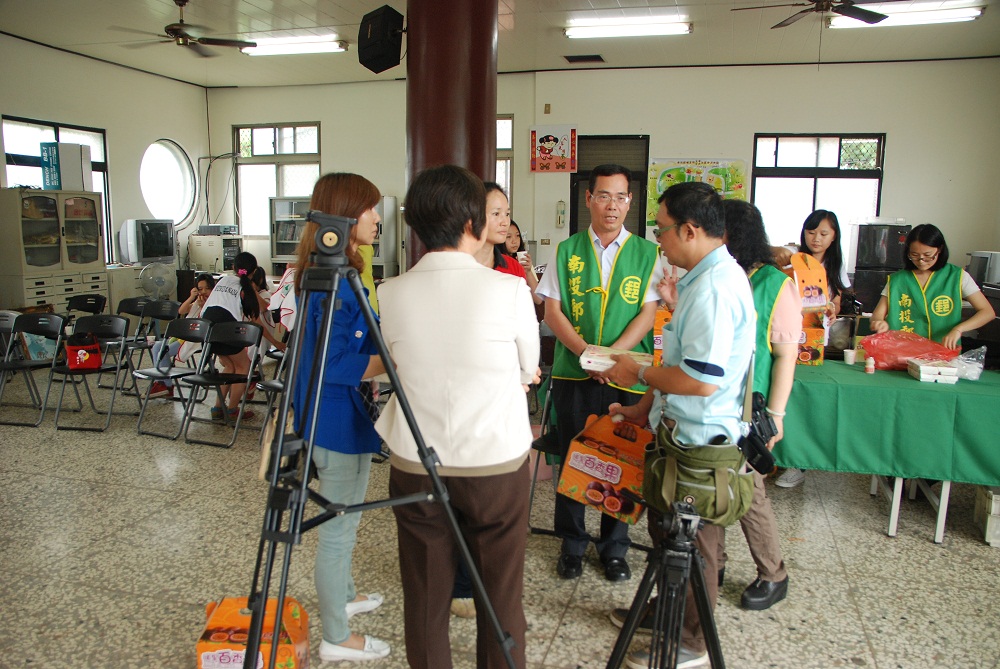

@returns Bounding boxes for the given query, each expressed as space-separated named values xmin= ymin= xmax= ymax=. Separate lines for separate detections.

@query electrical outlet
xmin=541 ymin=238 xmax=550 ymax=245
xmin=544 ymin=103 xmax=551 ymax=114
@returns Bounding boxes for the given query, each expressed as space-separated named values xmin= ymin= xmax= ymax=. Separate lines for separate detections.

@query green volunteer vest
xmin=886 ymin=263 xmax=962 ymax=343
xmin=748 ymin=264 xmax=791 ymax=401
xmin=552 ymin=231 xmax=659 ymax=393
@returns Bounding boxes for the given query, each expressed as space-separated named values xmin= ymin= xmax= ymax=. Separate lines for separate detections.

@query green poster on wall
xmin=645 ymin=159 xmax=747 ymax=228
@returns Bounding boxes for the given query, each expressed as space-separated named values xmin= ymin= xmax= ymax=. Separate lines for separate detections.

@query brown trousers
xmin=390 ymin=461 xmax=529 ymax=669
xmin=733 ymin=470 xmax=787 ymax=582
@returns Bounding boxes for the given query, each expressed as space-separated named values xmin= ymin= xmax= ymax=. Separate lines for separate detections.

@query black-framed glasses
xmin=908 ymin=250 xmax=939 ymax=262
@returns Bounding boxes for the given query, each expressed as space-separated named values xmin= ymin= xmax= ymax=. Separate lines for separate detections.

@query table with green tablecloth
xmin=774 ymin=361 xmax=1000 ymax=542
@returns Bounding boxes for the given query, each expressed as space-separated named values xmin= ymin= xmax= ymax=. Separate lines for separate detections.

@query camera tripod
xmin=606 ymin=501 xmax=726 ymax=669
xmin=242 ymin=212 xmax=516 ymax=669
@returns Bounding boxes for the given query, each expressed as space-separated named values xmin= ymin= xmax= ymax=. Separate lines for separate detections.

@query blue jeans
xmin=150 ymin=340 xmax=181 ymax=386
xmin=314 ymin=448 xmax=373 ymax=644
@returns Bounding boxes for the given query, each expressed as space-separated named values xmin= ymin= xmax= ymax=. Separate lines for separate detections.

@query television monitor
xmin=118 ymin=219 xmax=176 ymax=265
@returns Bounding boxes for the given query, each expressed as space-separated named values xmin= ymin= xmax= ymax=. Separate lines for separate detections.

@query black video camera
xmin=738 ymin=391 xmax=777 ymax=474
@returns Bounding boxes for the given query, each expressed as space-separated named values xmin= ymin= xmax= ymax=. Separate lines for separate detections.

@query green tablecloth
xmin=773 ymin=362 xmax=1000 ymax=486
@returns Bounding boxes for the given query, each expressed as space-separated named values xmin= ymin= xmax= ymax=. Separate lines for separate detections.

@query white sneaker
xmin=319 ymin=635 xmax=390 ymax=662
xmin=775 ymin=468 xmax=806 ymax=488
xmin=625 ymin=645 xmax=709 ymax=669
xmin=345 ymin=592 xmax=384 ymax=619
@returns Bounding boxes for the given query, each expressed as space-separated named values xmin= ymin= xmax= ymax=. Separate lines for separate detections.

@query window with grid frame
xmin=3 ymin=115 xmax=112 ymax=258
xmin=234 ymin=123 xmax=320 ymax=236
xmin=751 ymin=133 xmax=885 ymax=252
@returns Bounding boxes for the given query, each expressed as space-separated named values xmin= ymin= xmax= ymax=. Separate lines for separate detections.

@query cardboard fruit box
xmin=652 ymin=305 xmax=673 ymax=367
xmin=197 ymin=596 xmax=309 ymax=669
xmin=797 ymin=327 xmax=825 ymax=366
xmin=557 ymin=414 xmax=653 ymax=524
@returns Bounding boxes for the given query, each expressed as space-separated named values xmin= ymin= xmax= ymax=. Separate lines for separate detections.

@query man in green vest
xmin=535 ymin=163 xmax=662 ymax=582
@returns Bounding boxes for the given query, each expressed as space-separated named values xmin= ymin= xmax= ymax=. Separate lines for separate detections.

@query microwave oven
xmin=967 ymin=251 xmax=1000 ymax=286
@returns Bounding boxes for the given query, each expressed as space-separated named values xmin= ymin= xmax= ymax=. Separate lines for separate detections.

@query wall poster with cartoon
xmin=530 ymin=125 xmax=577 ymax=173
xmin=645 ymin=159 xmax=747 ymax=227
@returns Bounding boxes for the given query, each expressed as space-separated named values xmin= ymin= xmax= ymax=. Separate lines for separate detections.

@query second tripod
xmin=606 ymin=502 xmax=726 ymax=669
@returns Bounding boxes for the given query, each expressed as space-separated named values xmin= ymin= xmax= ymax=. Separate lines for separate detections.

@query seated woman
xmin=148 ymin=273 xmax=215 ymax=398
xmin=200 ymin=252 xmax=264 ymax=422
xmin=870 ymin=223 xmax=995 ymax=348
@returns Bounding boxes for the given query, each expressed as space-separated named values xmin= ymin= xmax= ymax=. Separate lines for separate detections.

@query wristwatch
xmin=637 ymin=365 xmax=650 ymax=386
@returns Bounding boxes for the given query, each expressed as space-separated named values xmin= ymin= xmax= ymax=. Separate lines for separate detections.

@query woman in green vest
xmin=722 ymin=199 xmax=801 ymax=611
xmin=870 ymin=224 xmax=994 ymax=349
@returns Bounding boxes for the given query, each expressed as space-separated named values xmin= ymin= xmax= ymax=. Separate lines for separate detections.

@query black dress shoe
xmin=741 ymin=576 xmax=788 ymax=610
xmin=556 ymin=553 xmax=583 ymax=579
xmin=603 ymin=556 xmax=631 ymax=582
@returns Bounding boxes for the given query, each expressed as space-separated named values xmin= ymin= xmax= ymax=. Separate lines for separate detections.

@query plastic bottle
xmin=865 ymin=356 xmax=876 ymax=374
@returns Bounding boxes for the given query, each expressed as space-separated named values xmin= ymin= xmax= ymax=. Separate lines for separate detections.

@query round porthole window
xmin=139 ymin=139 xmax=196 ymax=224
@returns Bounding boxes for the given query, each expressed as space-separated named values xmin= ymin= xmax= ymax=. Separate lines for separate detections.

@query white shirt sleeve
xmin=961 ymin=270 xmax=981 ymax=298
xmin=535 ymin=255 xmax=561 ymax=301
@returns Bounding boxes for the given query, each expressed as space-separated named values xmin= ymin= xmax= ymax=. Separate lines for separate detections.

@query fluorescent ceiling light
xmin=564 ymin=17 xmax=691 ymax=38
xmin=828 ymin=6 xmax=983 ymax=28
xmin=241 ymin=35 xmax=348 ymax=55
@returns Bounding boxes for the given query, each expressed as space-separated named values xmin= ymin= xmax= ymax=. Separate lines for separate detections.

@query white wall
xmin=0 ymin=35 xmax=210 ymax=264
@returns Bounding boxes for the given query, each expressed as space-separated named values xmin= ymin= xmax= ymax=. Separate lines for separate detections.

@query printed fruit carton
xmin=557 ymin=414 xmax=652 ymax=524
xmin=197 ymin=596 xmax=309 ymax=669
xmin=652 ymin=304 xmax=673 ymax=367
xmin=797 ymin=327 xmax=825 ymax=366
xmin=786 ymin=252 xmax=829 ymax=314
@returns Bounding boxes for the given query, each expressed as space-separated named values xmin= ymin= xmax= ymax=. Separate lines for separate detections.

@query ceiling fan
xmin=116 ymin=0 xmax=256 ymax=57
xmin=732 ymin=0 xmax=903 ymax=29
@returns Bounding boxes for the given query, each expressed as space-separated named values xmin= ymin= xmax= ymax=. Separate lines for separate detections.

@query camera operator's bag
xmin=643 ymin=424 xmax=753 ymax=526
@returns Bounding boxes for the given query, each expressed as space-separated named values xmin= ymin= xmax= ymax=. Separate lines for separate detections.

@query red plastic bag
xmin=860 ymin=331 xmax=959 ymax=371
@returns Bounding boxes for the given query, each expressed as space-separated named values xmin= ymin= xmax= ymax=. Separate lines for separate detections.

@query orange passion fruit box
xmin=797 ymin=327 xmax=825 ymax=366
xmin=197 ymin=596 xmax=309 ymax=669
xmin=786 ymin=252 xmax=829 ymax=314
xmin=652 ymin=304 xmax=673 ymax=367
xmin=557 ymin=414 xmax=652 ymax=524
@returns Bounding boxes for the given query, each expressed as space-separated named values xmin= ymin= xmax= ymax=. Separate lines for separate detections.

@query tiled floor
xmin=1 ymin=377 xmax=999 ymax=669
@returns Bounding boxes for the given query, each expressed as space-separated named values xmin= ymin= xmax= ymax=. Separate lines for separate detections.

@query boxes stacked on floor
xmin=973 ymin=486 xmax=1000 ymax=548
xmin=907 ymin=358 xmax=959 ymax=384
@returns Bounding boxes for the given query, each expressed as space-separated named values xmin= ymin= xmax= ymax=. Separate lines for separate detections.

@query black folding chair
xmin=133 ymin=317 xmax=212 ymax=439
xmin=64 ymin=293 xmax=107 ymax=329
xmin=98 ymin=296 xmax=151 ymax=390
xmin=0 ymin=312 xmax=65 ymax=427
xmin=255 ymin=343 xmax=290 ymax=444
xmin=179 ymin=321 xmax=263 ymax=448
xmin=527 ymin=374 xmax=561 ymax=536
xmin=123 ymin=299 xmax=181 ymax=389
xmin=52 ymin=314 xmax=136 ymax=432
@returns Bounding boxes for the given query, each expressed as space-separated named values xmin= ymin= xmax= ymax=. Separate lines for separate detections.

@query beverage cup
xmin=843 ymin=349 xmax=857 ymax=365
xmin=516 ymin=251 xmax=528 ymax=263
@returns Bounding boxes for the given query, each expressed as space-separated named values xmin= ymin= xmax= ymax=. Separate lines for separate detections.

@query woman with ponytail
xmin=201 ymin=251 xmax=262 ymax=421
